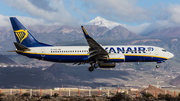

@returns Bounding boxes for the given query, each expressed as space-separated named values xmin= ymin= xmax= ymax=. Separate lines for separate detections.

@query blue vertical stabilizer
xmin=10 ymin=17 xmax=51 ymax=47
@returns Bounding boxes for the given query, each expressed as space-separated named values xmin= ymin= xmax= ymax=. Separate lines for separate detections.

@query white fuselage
xmin=16 ymin=45 xmax=174 ymax=63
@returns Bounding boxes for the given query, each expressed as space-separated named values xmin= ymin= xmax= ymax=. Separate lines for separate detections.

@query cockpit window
xmin=162 ymin=49 xmax=166 ymax=52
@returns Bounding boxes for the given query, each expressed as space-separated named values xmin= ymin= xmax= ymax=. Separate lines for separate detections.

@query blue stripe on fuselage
xmin=17 ymin=52 xmax=167 ymax=63
xmin=125 ymin=55 xmax=167 ymax=62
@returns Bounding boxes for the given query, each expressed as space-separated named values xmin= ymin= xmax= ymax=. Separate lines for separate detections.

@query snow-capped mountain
xmin=86 ymin=16 xmax=127 ymax=29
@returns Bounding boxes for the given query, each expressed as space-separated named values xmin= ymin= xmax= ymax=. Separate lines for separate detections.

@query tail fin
xmin=10 ymin=17 xmax=51 ymax=47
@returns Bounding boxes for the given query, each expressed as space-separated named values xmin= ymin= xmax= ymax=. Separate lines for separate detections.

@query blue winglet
xmin=81 ymin=26 xmax=91 ymax=38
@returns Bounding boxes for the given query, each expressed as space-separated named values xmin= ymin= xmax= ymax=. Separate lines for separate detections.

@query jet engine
xmin=98 ymin=63 xmax=116 ymax=68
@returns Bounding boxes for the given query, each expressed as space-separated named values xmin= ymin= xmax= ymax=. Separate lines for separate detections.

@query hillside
xmin=170 ymin=74 xmax=180 ymax=86
xmin=0 ymin=54 xmax=16 ymax=65
xmin=143 ymin=27 xmax=180 ymax=38
xmin=0 ymin=64 xmax=136 ymax=88
xmin=102 ymin=26 xmax=140 ymax=40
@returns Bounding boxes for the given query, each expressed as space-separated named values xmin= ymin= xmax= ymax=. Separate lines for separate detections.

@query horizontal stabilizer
xmin=13 ymin=42 xmax=30 ymax=51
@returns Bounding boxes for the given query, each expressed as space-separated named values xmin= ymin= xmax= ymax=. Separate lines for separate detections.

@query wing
xmin=81 ymin=26 xmax=108 ymax=61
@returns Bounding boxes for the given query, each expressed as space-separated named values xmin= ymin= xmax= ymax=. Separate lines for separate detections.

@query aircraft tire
xmin=156 ymin=65 xmax=160 ymax=68
xmin=93 ymin=63 xmax=98 ymax=69
xmin=89 ymin=66 xmax=94 ymax=72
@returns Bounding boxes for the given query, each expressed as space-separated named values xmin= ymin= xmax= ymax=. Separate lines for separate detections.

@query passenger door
xmin=41 ymin=49 xmax=45 ymax=58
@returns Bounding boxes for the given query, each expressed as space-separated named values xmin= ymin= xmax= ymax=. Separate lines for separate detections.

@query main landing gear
xmin=88 ymin=63 xmax=98 ymax=72
xmin=89 ymin=66 xmax=94 ymax=72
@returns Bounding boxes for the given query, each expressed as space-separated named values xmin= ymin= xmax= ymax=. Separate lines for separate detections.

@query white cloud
xmin=1 ymin=0 xmax=180 ymax=35
xmin=125 ymin=23 xmax=151 ymax=34
xmin=0 ymin=14 xmax=53 ymax=27
xmin=168 ymin=4 xmax=180 ymax=23
xmin=0 ymin=15 xmax=10 ymax=27
xmin=81 ymin=0 xmax=152 ymax=23
xmin=2 ymin=0 xmax=79 ymax=25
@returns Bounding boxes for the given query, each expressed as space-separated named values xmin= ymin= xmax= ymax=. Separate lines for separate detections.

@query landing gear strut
xmin=156 ymin=65 xmax=160 ymax=68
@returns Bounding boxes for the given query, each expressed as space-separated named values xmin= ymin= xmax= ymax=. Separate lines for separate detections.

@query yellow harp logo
xmin=14 ymin=29 xmax=28 ymax=43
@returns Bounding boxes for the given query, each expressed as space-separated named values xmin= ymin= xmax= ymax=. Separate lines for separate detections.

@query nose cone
xmin=168 ymin=52 xmax=174 ymax=59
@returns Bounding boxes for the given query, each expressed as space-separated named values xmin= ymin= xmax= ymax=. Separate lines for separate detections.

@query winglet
xmin=81 ymin=26 xmax=91 ymax=38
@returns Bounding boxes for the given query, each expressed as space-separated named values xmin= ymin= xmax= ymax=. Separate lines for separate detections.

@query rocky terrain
xmin=0 ymin=17 xmax=180 ymax=88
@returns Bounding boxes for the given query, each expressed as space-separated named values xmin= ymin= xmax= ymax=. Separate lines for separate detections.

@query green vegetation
xmin=22 ymin=92 xmax=30 ymax=97
xmin=142 ymin=92 xmax=154 ymax=99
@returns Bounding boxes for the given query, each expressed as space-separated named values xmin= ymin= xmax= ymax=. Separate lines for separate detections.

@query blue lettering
xmin=134 ymin=47 xmax=137 ymax=53
xmin=126 ymin=47 xmax=133 ymax=53
xmin=109 ymin=47 xmax=116 ymax=53
xmin=117 ymin=47 xmax=124 ymax=53
xmin=138 ymin=47 xmax=146 ymax=53
xmin=105 ymin=47 xmax=108 ymax=51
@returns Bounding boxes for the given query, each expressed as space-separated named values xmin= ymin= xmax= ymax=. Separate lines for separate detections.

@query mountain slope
xmin=102 ymin=26 xmax=140 ymax=40
xmin=0 ymin=55 xmax=16 ymax=65
xmin=145 ymin=27 xmax=180 ymax=38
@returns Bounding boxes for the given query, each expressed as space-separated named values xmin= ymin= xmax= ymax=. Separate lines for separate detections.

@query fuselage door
xmin=41 ymin=49 xmax=45 ymax=57
xmin=155 ymin=48 xmax=158 ymax=55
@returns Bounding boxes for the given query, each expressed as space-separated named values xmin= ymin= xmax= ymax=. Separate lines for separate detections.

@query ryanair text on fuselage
xmin=105 ymin=47 xmax=154 ymax=53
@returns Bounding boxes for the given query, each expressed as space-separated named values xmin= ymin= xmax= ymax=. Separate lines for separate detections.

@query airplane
xmin=9 ymin=17 xmax=174 ymax=72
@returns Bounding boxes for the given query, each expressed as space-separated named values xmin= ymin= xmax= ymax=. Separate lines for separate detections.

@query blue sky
xmin=0 ymin=0 xmax=180 ymax=34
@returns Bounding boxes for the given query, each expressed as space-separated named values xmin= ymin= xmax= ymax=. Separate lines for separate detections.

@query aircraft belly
xmin=125 ymin=55 xmax=167 ymax=62
xmin=45 ymin=55 xmax=89 ymax=62
xmin=18 ymin=52 xmax=89 ymax=62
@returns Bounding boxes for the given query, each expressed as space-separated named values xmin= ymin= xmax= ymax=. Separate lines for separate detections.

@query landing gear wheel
xmin=93 ymin=63 xmax=98 ymax=69
xmin=89 ymin=66 xmax=94 ymax=72
xmin=156 ymin=65 xmax=160 ymax=68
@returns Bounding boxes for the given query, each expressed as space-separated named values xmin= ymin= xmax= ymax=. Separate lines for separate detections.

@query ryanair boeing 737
xmin=9 ymin=17 xmax=174 ymax=72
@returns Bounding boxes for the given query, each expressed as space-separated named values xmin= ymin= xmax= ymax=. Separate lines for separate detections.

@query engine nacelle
xmin=98 ymin=63 xmax=116 ymax=68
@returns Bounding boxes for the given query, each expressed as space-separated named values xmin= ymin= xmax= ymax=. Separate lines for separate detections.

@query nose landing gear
xmin=156 ymin=65 xmax=160 ymax=68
